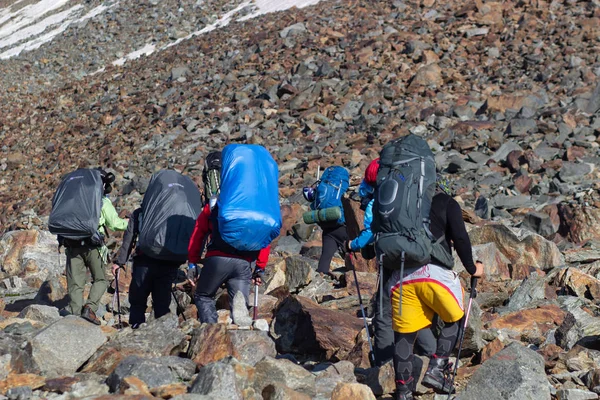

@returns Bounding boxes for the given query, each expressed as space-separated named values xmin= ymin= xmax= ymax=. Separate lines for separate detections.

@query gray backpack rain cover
xmin=138 ymin=170 xmax=202 ymax=262
xmin=48 ymin=169 xmax=103 ymax=240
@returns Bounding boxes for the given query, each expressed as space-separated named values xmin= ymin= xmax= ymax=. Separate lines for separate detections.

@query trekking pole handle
xmin=470 ymin=276 xmax=478 ymax=299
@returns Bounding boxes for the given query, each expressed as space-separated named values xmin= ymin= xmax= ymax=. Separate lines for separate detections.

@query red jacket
xmin=187 ymin=204 xmax=270 ymax=270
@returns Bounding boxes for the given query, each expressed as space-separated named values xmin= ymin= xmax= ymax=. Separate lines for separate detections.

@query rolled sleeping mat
xmin=303 ymin=206 xmax=342 ymax=225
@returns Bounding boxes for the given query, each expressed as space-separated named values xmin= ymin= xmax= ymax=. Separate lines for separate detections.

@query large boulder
xmin=331 ymin=382 xmax=376 ymax=400
xmin=456 ymin=342 xmax=551 ymax=400
xmin=107 ymin=355 xmax=196 ymax=392
xmin=187 ymin=323 xmax=238 ymax=368
xmin=486 ymin=304 xmax=566 ymax=343
xmin=557 ymin=268 xmax=600 ymax=302
xmin=454 ymin=242 xmax=511 ymax=281
xmin=190 ymin=357 xmax=257 ymax=400
xmin=229 ymin=330 xmax=277 ymax=367
xmin=558 ymin=205 xmax=600 ymax=244
xmin=29 ymin=316 xmax=107 ymax=377
xmin=17 ymin=305 xmax=61 ymax=325
xmin=555 ymin=297 xmax=600 ymax=350
xmin=468 ymin=224 xmax=564 ymax=279
xmin=254 ymin=357 xmax=316 ymax=397
xmin=505 ymin=272 xmax=556 ymax=312
xmin=82 ymin=313 xmax=185 ymax=375
xmin=0 ymin=230 xmax=65 ymax=287
xmin=271 ymin=295 xmax=363 ymax=360
xmin=314 ymin=361 xmax=357 ymax=399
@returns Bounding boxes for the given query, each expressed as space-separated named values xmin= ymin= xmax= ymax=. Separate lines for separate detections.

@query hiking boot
xmin=395 ymin=380 xmax=414 ymax=400
xmin=81 ymin=306 xmax=101 ymax=326
xmin=422 ymin=356 xmax=455 ymax=394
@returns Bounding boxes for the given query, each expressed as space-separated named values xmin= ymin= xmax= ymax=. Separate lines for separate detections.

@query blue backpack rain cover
xmin=311 ymin=166 xmax=350 ymax=225
xmin=218 ymin=144 xmax=282 ymax=251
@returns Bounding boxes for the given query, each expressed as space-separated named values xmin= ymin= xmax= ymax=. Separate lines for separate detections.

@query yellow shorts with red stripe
xmin=389 ymin=264 xmax=464 ymax=333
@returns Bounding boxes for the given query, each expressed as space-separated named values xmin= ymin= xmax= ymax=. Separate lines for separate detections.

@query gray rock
xmin=280 ymin=23 xmax=307 ymax=38
xmin=297 ymin=273 xmax=333 ymax=301
xmin=475 ymin=196 xmax=490 ymax=219
xmin=585 ymin=83 xmax=600 ymax=115
xmin=461 ymin=297 xmax=486 ymax=355
xmin=252 ymin=319 xmax=269 ymax=332
xmin=491 ymin=194 xmax=531 ymax=209
xmin=29 ymin=315 xmax=106 ymax=377
xmin=231 ymin=290 xmax=252 ymax=328
xmin=190 ymin=357 xmax=250 ymax=399
xmin=69 ymin=379 xmax=110 ymax=398
xmin=274 ymin=235 xmax=303 ymax=254
xmin=559 ymin=162 xmax=594 ymax=182
xmin=254 ymin=357 xmax=316 ymax=397
xmin=505 ymin=272 xmax=548 ymax=312
xmin=490 ymin=142 xmax=523 ymax=163
xmin=229 ymin=330 xmax=277 ymax=366
xmin=556 ymin=389 xmax=599 ymax=400
xmin=360 ymin=360 xmax=395 ymax=395
xmin=284 ymin=255 xmax=315 ymax=292
xmin=555 ymin=297 xmax=600 ymax=350
xmin=314 ymin=361 xmax=357 ymax=399
xmin=17 ymin=305 xmax=60 ymax=325
xmin=456 ymin=342 xmax=551 ymax=400
xmin=446 ymin=155 xmax=479 ymax=173
xmin=6 ymin=386 xmax=32 ymax=400
xmin=84 ymin=313 xmax=186 ymax=370
xmin=522 ymin=211 xmax=558 ymax=238
xmin=339 ymin=101 xmax=364 ymax=120
xmin=171 ymin=66 xmax=191 ymax=81
xmin=107 ymin=355 xmax=196 ymax=391
xmin=506 ymin=118 xmax=537 ymax=136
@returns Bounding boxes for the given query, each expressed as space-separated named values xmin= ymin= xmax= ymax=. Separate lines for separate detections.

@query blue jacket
xmin=350 ymin=180 xmax=375 ymax=251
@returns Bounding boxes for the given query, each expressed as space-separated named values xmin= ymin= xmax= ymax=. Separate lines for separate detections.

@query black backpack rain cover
xmin=138 ymin=170 xmax=202 ymax=262
xmin=48 ymin=169 xmax=103 ymax=240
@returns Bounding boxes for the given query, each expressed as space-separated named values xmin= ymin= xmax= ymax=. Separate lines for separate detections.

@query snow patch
xmin=239 ymin=0 xmax=323 ymax=21
xmin=112 ymin=43 xmax=156 ymax=66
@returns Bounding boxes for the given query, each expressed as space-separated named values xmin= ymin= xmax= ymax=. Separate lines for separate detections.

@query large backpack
xmin=218 ymin=144 xmax=281 ymax=251
xmin=311 ymin=166 xmax=350 ymax=226
xmin=137 ymin=170 xmax=202 ymax=262
xmin=372 ymin=134 xmax=451 ymax=270
xmin=49 ymin=169 xmax=104 ymax=245
xmin=202 ymin=151 xmax=221 ymax=206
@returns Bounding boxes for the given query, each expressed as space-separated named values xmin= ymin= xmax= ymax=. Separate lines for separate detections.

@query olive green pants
xmin=66 ymin=246 xmax=107 ymax=315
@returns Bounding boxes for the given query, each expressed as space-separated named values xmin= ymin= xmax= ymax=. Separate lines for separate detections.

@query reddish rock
xmin=513 ymin=174 xmax=533 ymax=194
xmin=0 ymin=374 xmax=45 ymax=395
xmin=558 ymin=204 xmax=600 ymax=244
xmin=565 ymin=146 xmax=587 ymax=161
xmin=150 ymin=383 xmax=188 ymax=399
xmin=345 ymin=271 xmax=378 ymax=299
xmin=506 ymin=150 xmax=523 ymax=172
xmin=342 ymin=197 xmax=377 ymax=273
xmin=273 ymin=295 xmax=363 ymax=360
xmin=187 ymin=323 xmax=239 ymax=368
xmin=480 ymin=338 xmax=505 ymax=363
xmin=485 ymin=305 xmax=566 ymax=341
xmin=557 ymin=268 xmax=600 ymax=301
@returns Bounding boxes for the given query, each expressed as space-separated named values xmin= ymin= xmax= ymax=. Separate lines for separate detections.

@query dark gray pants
xmin=373 ymin=267 xmax=436 ymax=366
xmin=317 ymin=224 xmax=348 ymax=274
xmin=194 ymin=256 xmax=252 ymax=324
xmin=129 ymin=258 xmax=179 ymax=326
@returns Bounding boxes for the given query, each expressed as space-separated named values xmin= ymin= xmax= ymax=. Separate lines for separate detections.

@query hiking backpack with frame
xmin=371 ymin=134 xmax=453 ymax=271
xmin=48 ymin=168 xmax=105 ymax=246
xmin=303 ymin=166 xmax=350 ymax=226
xmin=218 ymin=144 xmax=282 ymax=251
xmin=137 ymin=170 xmax=202 ymax=263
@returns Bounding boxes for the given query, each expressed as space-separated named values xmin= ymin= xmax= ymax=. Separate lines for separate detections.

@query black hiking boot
xmin=395 ymin=379 xmax=414 ymax=400
xmin=422 ymin=356 xmax=455 ymax=394
xmin=81 ymin=306 xmax=101 ymax=326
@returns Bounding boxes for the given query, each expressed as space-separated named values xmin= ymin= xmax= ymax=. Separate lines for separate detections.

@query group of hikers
xmin=47 ymin=136 xmax=483 ymax=400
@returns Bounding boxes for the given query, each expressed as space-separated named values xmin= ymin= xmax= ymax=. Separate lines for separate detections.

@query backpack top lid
xmin=203 ymin=151 xmax=222 ymax=180
xmin=218 ymin=144 xmax=282 ymax=251
xmin=48 ymin=168 xmax=104 ymax=240
xmin=138 ymin=169 xmax=202 ymax=261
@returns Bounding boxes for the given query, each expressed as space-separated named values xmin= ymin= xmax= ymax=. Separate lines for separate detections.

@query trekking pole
xmin=253 ymin=283 xmax=259 ymax=320
xmin=172 ymin=287 xmax=187 ymax=321
xmin=349 ymin=253 xmax=376 ymax=367
xmin=115 ymin=269 xmax=122 ymax=329
xmin=447 ymin=276 xmax=478 ymax=400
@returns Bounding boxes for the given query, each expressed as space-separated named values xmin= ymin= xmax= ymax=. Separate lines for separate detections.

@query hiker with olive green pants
xmin=63 ymin=172 xmax=127 ymax=324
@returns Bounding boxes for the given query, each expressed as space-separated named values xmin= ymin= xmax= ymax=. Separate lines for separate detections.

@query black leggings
xmin=393 ymin=321 xmax=460 ymax=384
xmin=317 ymin=224 xmax=348 ymax=274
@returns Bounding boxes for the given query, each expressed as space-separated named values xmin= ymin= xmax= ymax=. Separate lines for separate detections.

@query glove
xmin=252 ymin=268 xmax=264 ymax=279
xmin=187 ymin=263 xmax=199 ymax=282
